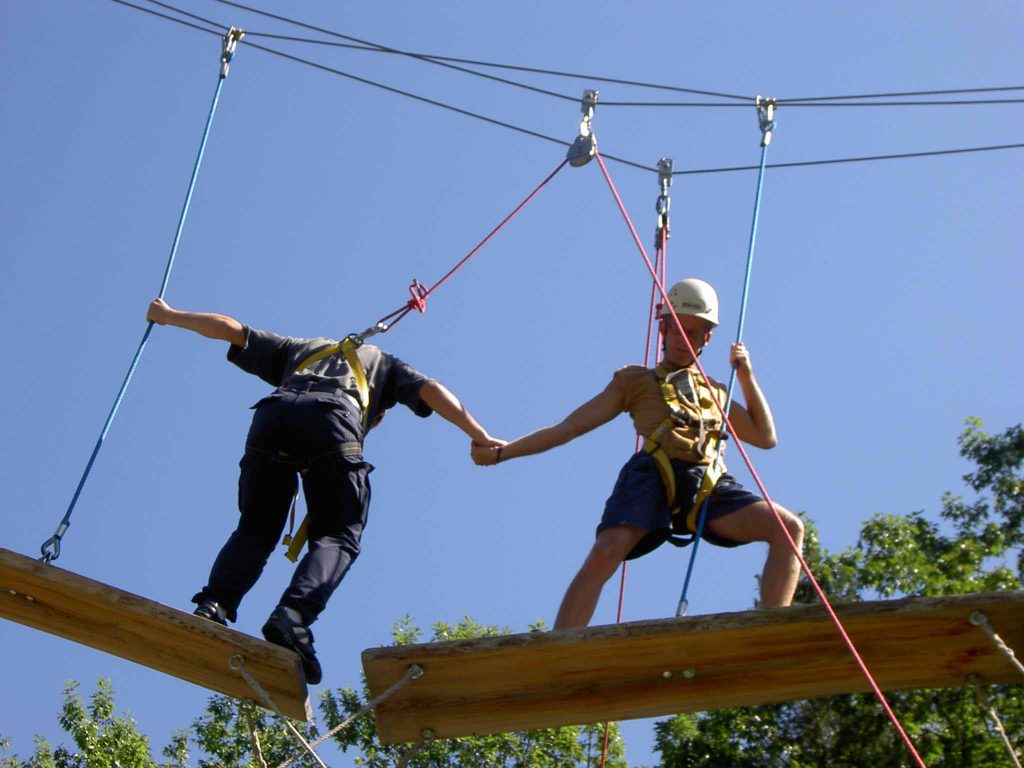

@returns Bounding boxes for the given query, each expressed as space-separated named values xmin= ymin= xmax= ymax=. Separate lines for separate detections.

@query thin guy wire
xmin=40 ymin=39 xmax=229 ymax=561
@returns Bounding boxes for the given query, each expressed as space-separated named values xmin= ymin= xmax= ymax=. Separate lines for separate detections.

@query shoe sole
xmin=263 ymin=621 xmax=322 ymax=684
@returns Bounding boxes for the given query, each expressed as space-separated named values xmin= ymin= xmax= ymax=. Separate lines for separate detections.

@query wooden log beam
xmin=0 ymin=547 xmax=311 ymax=721
xmin=363 ymin=591 xmax=1024 ymax=744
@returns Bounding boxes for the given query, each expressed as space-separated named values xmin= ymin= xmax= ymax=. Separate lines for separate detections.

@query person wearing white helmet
xmin=472 ymin=278 xmax=804 ymax=628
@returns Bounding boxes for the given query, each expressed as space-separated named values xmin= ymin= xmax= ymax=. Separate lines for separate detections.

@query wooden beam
xmin=363 ymin=591 xmax=1024 ymax=744
xmin=0 ymin=547 xmax=311 ymax=721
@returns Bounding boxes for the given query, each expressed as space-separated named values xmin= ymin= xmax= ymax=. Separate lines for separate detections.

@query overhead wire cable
xmin=674 ymin=143 xmax=1024 ymax=175
xmin=144 ymin=0 xmax=592 ymax=105
xmin=779 ymin=84 xmax=1024 ymax=102
xmin=111 ymin=1 xmax=1024 ymax=178
xmin=111 ymin=0 xmax=657 ymax=172
xmin=591 ymin=144 xmax=929 ymax=768
xmin=146 ymin=3 xmax=1024 ymax=107
xmin=111 ymin=0 xmax=222 ymax=36
xmin=208 ymin=0 xmax=754 ymax=101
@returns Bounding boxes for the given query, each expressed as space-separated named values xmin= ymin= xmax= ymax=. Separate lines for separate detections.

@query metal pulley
xmin=566 ymin=89 xmax=599 ymax=167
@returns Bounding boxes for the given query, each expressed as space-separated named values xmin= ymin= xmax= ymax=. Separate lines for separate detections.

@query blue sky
xmin=1 ymin=1 xmax=1021 ymax=765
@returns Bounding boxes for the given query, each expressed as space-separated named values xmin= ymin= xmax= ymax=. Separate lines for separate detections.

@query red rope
xmin=592 ymin=148 xmax=929 ymax=768
xmin=600 ymin=229 xmax=669 ymax=768
xmin=373 ymin=159 xmax=570 ymax=331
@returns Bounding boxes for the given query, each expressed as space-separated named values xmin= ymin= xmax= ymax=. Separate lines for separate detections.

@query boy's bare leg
xmin=706 ymin=501 xmax=804 ymax=608
xmin=554 ymin=525 xmax=648 ymax=629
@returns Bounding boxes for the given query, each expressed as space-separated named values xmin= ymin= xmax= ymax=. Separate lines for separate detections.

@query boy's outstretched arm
xmin=147 ymin=298 xmax=246 ymax=347
xmin=725 ymin=341 xmax=778 ymax=449
xmin=472 ymin=379 xmax=625 ymax=466
xmin=419 ymin=380 xmax=504 ymax=448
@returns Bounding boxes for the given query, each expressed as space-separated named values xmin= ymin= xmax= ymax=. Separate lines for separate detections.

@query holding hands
xmin=471 ymin=442 xmax=505 ymax=466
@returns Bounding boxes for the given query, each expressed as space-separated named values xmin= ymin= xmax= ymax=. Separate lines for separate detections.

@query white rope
xmin=971 ymin=611 xmax=1024 ymax=678
xmin=244 ymin=704 xmax=270 ymax=768
xmin=275 ymin=663 xmax=425 ymax=768
xmin=969 ymin=676 xmax=1023 ymax=768
xmin=395 ymin=729 xmax=434 ymax=768
xmin=230 ymin=655 xmax=329 ymax=768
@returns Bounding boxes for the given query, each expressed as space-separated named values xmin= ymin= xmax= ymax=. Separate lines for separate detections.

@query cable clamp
xmin=221 ymin=27 xmax=245 ymax=77
xmin=406 ymin=280 xmax=429 ymax=313
xmin=756 ymin=95 xmax=777 ymax=146
xmin=566 ymin=89 xmax=599 ymax=167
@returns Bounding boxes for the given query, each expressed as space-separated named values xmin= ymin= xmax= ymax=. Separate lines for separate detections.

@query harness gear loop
xmin=220 ymin=27 xmax=245 ymax=78
xmin=756 ymin=95 xmax=777 ymax=147
xmin=654 ymin=157 xmax=673 ymax=249
xmin=567 ymin=89 xmax=599 ymax=167
xmin=407 ymin=280 xmax=428 ymax=313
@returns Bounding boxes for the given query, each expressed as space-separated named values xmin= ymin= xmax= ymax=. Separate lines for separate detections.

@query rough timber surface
xmin=363 ymin=591 xmax=1024 ymax=744
xmin=0 ymin=547 xmax=311 ymax=720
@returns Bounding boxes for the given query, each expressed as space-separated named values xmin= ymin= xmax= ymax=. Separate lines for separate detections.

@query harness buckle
xmin=566 ymin=89 xmax=599 ymax=167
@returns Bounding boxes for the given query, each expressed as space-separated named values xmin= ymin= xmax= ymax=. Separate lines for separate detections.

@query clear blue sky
xmin=1 ymin=1 xmax=1021 ymax=765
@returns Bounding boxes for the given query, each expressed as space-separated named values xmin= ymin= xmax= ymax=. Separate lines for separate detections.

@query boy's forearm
xmin=420 ymin=380 xmax=491 ymax=443
xmin=166 ymin=310 xmax=246 ymax=346
xmin=738 ymin=371 xmax=777 ymax=446
xmin=501 ymin=424 xmax=572 ymax=460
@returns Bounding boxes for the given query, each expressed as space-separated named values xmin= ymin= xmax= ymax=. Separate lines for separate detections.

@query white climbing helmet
xmin=658 ymin=278 xmax=719 ymax=327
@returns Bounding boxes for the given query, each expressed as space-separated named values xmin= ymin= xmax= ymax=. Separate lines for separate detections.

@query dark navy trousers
xmin=193 ymin=388 xmax=371 ymax=626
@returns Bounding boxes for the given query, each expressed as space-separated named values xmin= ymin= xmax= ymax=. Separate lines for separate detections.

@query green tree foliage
xmin=653 ymin=420 xmax=1024 ymax=768
xmin=3 ymin=619 xmax=627 ymax=767
xmin=321 ymin=614 xmax=628 ymax=768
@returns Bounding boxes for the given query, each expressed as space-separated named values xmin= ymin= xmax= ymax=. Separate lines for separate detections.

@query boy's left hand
xmin=731 ymin=342 xmax=753 ymax=374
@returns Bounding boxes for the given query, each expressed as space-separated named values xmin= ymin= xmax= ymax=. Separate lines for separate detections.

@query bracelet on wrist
xmin=495 ymin=446 xmax=504 ymax=464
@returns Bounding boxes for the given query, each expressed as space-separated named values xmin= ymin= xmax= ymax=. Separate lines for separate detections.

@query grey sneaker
xmin=193 ymin=600 xmax=228 ymax=626
xmin=262 ymin=606 xmax=322 ymax=685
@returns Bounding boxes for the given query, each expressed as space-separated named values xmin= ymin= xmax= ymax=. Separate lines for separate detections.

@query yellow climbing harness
xmin=282 ymin=336 xmax=370 ymax=562
xmin=642 ymin=365 xmax=728 ymax=534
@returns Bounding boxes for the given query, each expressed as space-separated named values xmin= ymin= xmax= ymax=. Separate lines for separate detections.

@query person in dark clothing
xmin=148 ymin=298 xmax=503 ymax=683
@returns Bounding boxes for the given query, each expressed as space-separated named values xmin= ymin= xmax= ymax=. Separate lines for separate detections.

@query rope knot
xmin=407 ymin=280 xmax=429 ymax=313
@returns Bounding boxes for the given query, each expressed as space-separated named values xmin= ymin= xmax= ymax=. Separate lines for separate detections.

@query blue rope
xmin=40 ymin=71 xmax=230 ymax=563
xmin=675 ymin=131 xmax=772 ymax=616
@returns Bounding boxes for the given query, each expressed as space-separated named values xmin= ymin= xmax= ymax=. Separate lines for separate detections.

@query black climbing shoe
xmin=262 ymin=606 xmax=323 ymax=685
xmin=193 ymin=600 xmax=228 ymax=626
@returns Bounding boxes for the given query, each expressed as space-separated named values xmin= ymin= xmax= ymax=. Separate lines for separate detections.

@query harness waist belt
xmin=280 ymin=384 xmax=363 ymax=414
